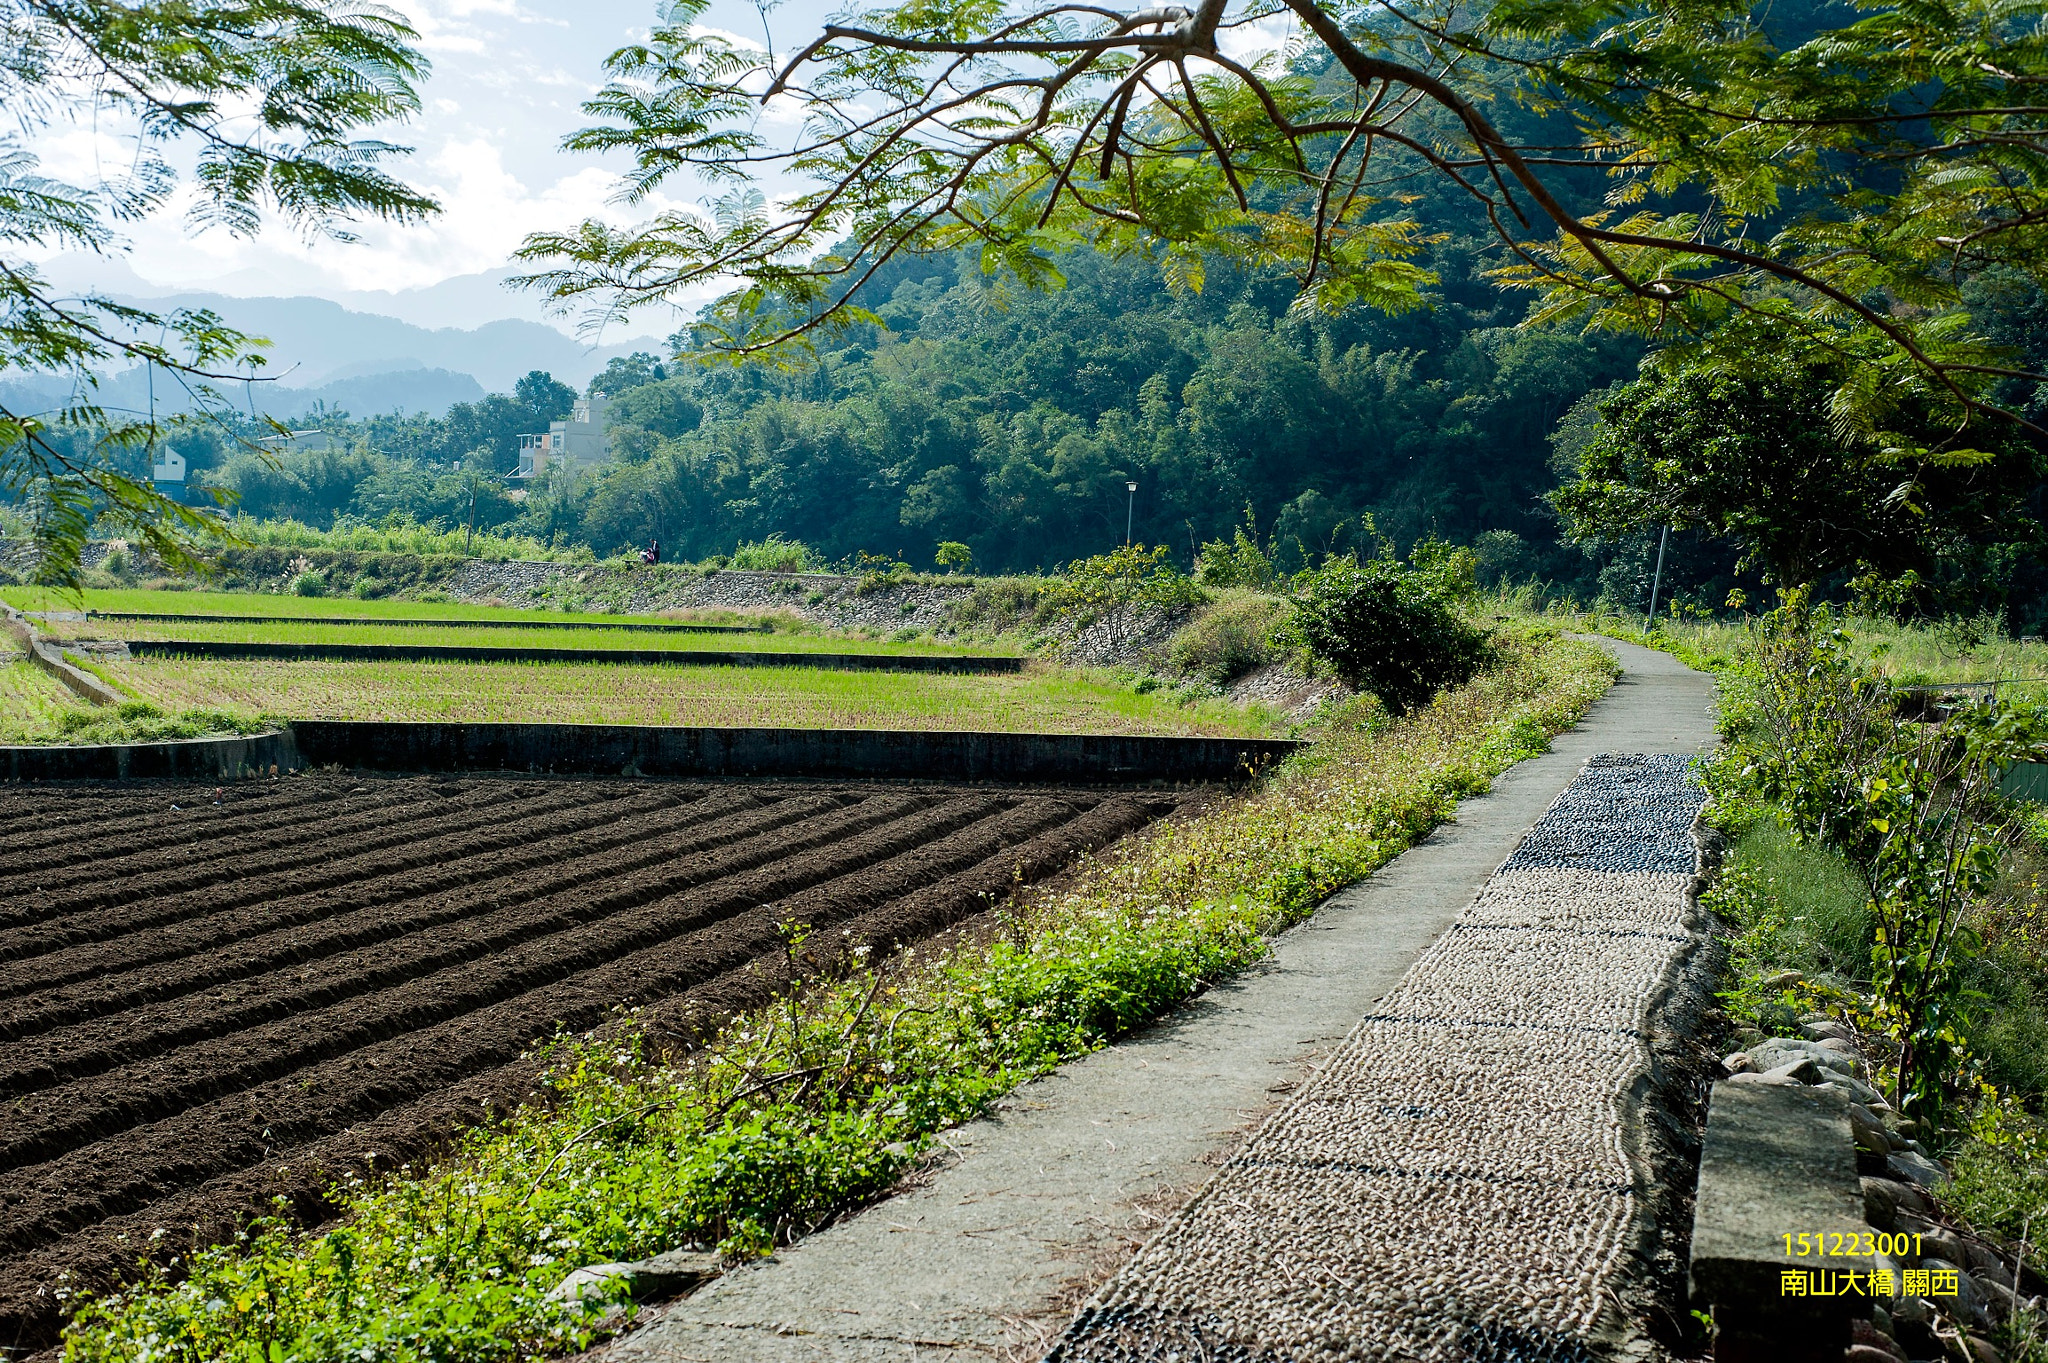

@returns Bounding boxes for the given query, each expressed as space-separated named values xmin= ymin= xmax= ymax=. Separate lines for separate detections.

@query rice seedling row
xmin=97 ymin=657 xmax=1270 ymax=736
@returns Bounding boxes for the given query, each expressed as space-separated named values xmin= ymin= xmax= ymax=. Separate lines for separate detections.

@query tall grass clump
xmin=1706 ymin=822 xmax=1876 ymax=1029
xmin=61 ymin=629 xmax=1617 ymax=1363
xmin=726 ymin=536 xmax=826 ymax=572
xmin=229 ymin=517 xmax=590 ymax=563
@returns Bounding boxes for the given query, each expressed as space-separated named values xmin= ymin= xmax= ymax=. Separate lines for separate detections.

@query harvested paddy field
xmin=93 ymin=656 xmax=1268 ymax=735
xmin=0 ymin=772 xmax=1181 ymax=1350
xmin=68 ymin=617 xmax=1007 ymax=658
xmin=4 ymin=588 xmax=711 ymax=628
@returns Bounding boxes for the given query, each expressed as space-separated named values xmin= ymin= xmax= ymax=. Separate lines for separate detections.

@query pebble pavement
xmin=1046 ymin=754 xmax=1708 ymax=1363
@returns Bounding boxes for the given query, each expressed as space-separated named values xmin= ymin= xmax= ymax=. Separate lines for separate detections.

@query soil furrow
xmin=0 ymin=787 xmax=589 ymax=952
xmin=0 ymin=785 xmax=643 ymax=966
xmin=0 ymin=793 xmax=975 ymax=1170
xmin=0 ymin=778 xmax=1180 ymax=1357
xmin=0 ymin=791 xmax=873 ymax=1079
xmin=0 ymin=787 xmax=752 ymax=1021
xmin=0 ymin=793 xmax=1046 ymax=1266
xmin=0 ymin=783 xmax=454 ymax=887
xmin=639 ymin=795 xmax=1170 ymax=1049
xmin=0 ymin=782 xmax=319 ymax=853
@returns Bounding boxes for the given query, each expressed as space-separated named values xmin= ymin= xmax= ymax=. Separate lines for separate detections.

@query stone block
xmin=1690 ymin=1080 xmax=1875 ymax=1362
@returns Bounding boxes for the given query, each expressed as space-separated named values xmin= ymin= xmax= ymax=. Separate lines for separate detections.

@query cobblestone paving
xmin=1047 ymin=754 xmax=1706 ymax=1363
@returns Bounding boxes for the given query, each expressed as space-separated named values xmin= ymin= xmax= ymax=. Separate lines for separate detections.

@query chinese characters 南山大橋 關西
xmin=1780 ymin=1268 xmax=1959 ymax=1297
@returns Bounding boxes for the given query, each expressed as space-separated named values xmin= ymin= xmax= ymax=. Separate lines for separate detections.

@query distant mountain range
xmin=3 ymin=263 xmax=676 ymax=421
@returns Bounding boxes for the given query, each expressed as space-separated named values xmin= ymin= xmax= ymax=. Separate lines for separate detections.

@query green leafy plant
xmin=729 ymin=536 xmax=825 ymax=572
xmin=1713 ymin=591 xmax=2045 ymax=1127
xmin=1195 ymin=508 xmax=1276 ymax=591
xmin=1283 ymin=551 xmax=1493 ymax=714
xmin=1046 ymin=545 xmax=1206 ymax=622
xmin=934 ymin=542 xmax=973 ymax=574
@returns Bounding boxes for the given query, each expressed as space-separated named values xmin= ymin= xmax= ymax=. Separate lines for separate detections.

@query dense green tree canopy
xmin=518 ymin=0 xmax=2047 ymax=458
xmin=1554 ymin=355 xmax=2045 ymax=606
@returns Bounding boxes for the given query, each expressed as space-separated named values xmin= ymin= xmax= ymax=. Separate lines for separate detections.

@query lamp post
xmin=1125 ymin=481 xmax=1137 ymax=546
xmin=1644 ymin=524 xmax=1669 ymax=630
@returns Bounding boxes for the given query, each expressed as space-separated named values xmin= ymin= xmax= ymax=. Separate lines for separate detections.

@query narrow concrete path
xmin=604 ymin=640 xmax=1717 ymax=1363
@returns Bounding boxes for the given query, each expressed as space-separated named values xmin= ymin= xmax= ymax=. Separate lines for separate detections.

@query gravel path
xmin=1046 ymin=753 xmax=1708 ymax=1363
xmin=601 ymin=639 xmax=1717 ymax=1363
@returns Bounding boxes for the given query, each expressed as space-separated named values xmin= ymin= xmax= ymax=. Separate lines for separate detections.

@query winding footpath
xmin=605 ymin=640 xmax=1719 ymax=1363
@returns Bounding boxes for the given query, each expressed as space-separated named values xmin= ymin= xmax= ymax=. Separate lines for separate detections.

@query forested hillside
xmin=182 ymin=242 xmax=1642 ymax=589
xmin=52 ymin=7 xmax=2048 ymax=625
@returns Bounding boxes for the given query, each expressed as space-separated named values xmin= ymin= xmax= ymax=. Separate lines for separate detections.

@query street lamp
xmin=1125 ymin=481 xmax=1137 ymax=546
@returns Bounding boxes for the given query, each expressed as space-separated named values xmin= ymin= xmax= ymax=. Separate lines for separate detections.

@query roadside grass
xmin=1702 ymin=821 xmax=1876 ymax=1029
xmin=1562 ymin=603 xmax=2048 ymax=692
xmin=104 ymin=656 xmax=1279 ymax=736
xmin=58 ymin=628 xmax=1618 ymax=1363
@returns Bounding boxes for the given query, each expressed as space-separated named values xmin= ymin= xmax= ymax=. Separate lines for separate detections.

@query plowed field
xmin=0 ymin=774 xmax=1177 ymax=1352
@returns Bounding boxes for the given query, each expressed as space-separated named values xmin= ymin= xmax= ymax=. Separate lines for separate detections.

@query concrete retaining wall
xmin=4 ymin=606 xmax=123 ymax=706
xmin=289 ymin=721 xmax=1296 ymax=784
xmin=126 ymin=640 xmax=1024 ymax=674
xmin=0 ymin=729 xmax=303 ymax=782
xmin=85 ymin=611 xmax=764 ymax=634
xmin=4 ymin=721 xmax=1297 ymax=785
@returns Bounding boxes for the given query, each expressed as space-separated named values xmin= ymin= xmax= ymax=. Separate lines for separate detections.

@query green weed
xmin=58 ymin=631 xmax=1617 ymax=1363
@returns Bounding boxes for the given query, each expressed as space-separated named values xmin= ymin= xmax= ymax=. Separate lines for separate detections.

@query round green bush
xmin=1285 ymin=555 xmax=1493 ymax=713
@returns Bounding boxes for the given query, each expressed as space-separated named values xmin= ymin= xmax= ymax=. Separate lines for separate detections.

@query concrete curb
xmin=3 ymin=606 xmax=123 ymax=706
xmin=124 ymin=639 xmax=1025 ymax=673
xmin=287 ymin=721 xmax=1297 ymax=784
xmin=3 ymin=720 xmax=1296 ymax=785
xmin=75 ymin=611 xmax=767 ymax=634
xmin=0 ymin=728 xmax=302 ymax=781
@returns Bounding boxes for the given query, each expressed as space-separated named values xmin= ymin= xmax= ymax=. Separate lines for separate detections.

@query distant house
xmin=259 ymin=430 xmax=342 ymax=454
xmin=515 ymin=393 xmax=610 ymax=479
xmin=151 ymin=448 xmax=186 ymax=491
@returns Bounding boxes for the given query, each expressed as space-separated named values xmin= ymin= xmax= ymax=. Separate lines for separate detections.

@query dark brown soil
xmin=0 ymin=772 xmax=1177 ymax=1356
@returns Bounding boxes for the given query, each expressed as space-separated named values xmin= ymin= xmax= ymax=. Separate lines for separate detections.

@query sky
xmin=25 ymin=0 xmax=1294 ymax=337
xmin=28 ymin=0 xmax=838 ymax=334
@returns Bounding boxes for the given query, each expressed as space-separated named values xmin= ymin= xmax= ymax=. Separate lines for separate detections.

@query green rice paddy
xmin=102 ymin=655 xmax=1272 ymax=735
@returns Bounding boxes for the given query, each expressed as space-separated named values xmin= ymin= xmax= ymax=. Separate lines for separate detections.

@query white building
xmin=515 ymin=393 xmax=610 ymax=479
xmin=259 ymin=430 xmax=341 ymax=454
xmin=150 ymin=449 xmax=190 ymax=505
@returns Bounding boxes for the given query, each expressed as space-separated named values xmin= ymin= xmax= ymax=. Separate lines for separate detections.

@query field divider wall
xmin=74 ymin=612 xmax=768 ymax=634
xmin=123 ymin=639 xmax=1023 ymax=672
xmin=287 ymin=720 xmax=1300 ymax=783
xmin=3 ymin=606 xmax=123 ymax=707
xmin=4 ymin=722 xmax=1300 ymax=784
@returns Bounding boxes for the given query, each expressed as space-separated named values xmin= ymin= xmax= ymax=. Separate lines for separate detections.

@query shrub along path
xmin=601 ymin=640 xmax=1718 ymax=1363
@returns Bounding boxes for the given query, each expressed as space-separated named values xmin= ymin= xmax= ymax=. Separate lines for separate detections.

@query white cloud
xmin=16 ymin=0 xmax=835 ymax=328
xmin=1216 ymin=11 xmax=1296 ymax=66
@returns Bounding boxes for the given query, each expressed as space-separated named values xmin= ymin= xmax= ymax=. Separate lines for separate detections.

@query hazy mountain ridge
xmin=4 ymin=267 xmax=672 ymax=418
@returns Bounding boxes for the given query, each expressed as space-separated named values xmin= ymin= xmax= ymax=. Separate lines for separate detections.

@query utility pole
xmin=1125 ymin=480 xmax=1137 ymax=546
xmin=1644 ymin=525 xmax=1669 ymax=630
xmin=465 ymin=467 xmax=479 ymax=556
